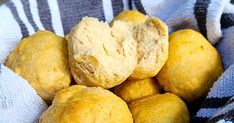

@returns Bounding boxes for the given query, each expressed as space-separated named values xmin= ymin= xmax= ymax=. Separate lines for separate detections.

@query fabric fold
xmin=0 ymin=64 xmax=47 ymax=123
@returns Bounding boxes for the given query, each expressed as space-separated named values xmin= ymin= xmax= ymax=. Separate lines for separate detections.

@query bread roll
xmin=113 ymin=11 xmax=169 ymax=80
xmin=113 ymin=78 xmax=161 ymax=102
xmin=6 ymin=30 xmax=71 ymax=102
xmin=157 ymin=29 xmax=223 ymax=102
xmin=39 ymin=85 xmax=133 ymax=123
xmin=128 ymin=93 xmax=190 ymax=123
xmin=67 ymin=17 xmax=137 ymax=88
xmin=129 ymin=18 xmax=169 ymax=80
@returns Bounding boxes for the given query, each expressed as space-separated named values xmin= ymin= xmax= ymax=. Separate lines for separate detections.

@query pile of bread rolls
xmin=6 ymin=10 xmax=223 ymax=123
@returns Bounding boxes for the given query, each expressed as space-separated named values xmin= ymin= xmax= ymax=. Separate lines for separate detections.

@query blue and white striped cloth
xmin=0 ymin=0 xmax=234 ymax=122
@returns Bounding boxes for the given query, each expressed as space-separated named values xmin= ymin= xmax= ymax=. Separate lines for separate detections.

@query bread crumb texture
xmin=67 ymin=17 xmax=137 ymax=88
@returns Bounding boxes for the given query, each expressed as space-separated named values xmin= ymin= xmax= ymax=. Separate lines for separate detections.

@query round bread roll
xmin=113 ymin=12 xmax=169 ymax=80
xmin=113 ymin=78 xmax=161 ymax=103
xmin=67 ymin=17 xmax=137 ymax=89
xmin=112 ymin=10 xmax=147 ymax=26
xmin=6 ymin=30 xmax=71 ymax=102
xmin=128 ymin=93 xmax=190 ymax=123
xmin=39 ymin=85 xmax=133 ymax=123
xmin=129 ymin=18 xmax=169 ymax=80
xmin=157 ymin=29 xmax=223 ymax=102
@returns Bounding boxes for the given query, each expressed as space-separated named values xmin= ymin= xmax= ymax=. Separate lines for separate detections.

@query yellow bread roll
xmin=128 ymin=93 xmax=190 ymax=123
xmin=112 ymin=10 xmax=147 ymax=26
xmin=129 ymin=18 xmax=169 ymax=80
xmin=157 ymin=29 xmax=223 ymax=102
xmin=6 ymin=30 xmax=71 ymax=102
xmin=39 ymin=85 xmax=133 ymax=123
xmin=113 ymin=12 xmax=169 ymax=80
xmin=113 ymin=78 xmax=161 ymax=103
xmin=67 ymin=17 xmax=137 ymax=89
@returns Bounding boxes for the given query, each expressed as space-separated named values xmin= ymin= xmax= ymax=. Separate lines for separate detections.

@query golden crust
xmin=157 ymin=29 xmax=223 ymax=102
xmin=128 ymin=93 xmax=190 ymax=123
xmin=6 ymin=30 xmax=71 ymax=101
xmin=113 ymin=78 xmax=161 ymax=103
xmin=111 ymin=10 xmax=147 ymax=26
xmin=39 ymin=85 xmax=133 ymax=123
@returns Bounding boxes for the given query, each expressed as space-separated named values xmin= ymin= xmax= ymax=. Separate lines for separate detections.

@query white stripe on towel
xmin=206 ymin=0 xmax=229 ymax=44
xmin=122 ymin=0 xmax=129 ymax=10
xmin=102 ymin=0 xmax=114 ymax=23
xmin=196 ymin=108 xmax=220 ymax=118
xmin=28 ymin=0 xmax=44 ymax=30
xmin=0 ymin=5 xmax=22 ymax=64
xmin=47 ymin=0 xmax=64 ymax=36
xmin=12 ymin=0 xmax=35 ymax=35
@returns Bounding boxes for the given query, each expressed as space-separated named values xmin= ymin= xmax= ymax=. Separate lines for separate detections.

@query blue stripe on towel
xmin=194 ymin=0 xmax=211 ymax=39
xmin=20 ymin=0 xmax=39 ymax=31
xmin=133 ymin=0 xmax=146 ymax=14
xmin=36 ymin=0 xmax=54 ymax=32
xmin=57 ymin=0 xmax=106 ymax=35
xmin=111 ymin=0 xmax=124 ymax=16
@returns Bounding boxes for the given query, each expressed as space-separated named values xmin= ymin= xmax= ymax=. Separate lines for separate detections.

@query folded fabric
xmin=0 ymin=64 xmax=47 ymax=123
xmin=0 ymin=0 xmax=233 ymax=122
xmin=195 ymin=64 xmax=234 ymax=122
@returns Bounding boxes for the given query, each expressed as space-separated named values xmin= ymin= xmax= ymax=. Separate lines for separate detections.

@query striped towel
xmin=0 ymin=0 xmax=233 ymax=122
